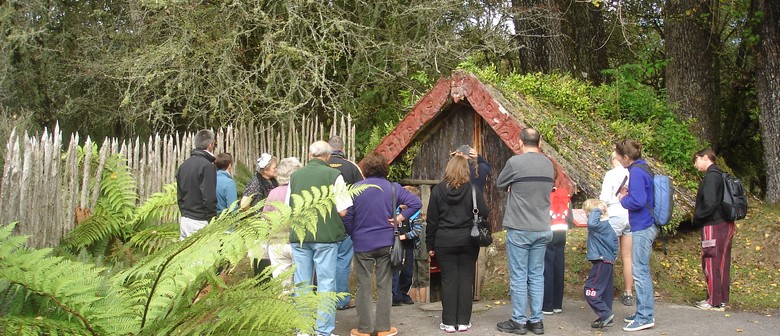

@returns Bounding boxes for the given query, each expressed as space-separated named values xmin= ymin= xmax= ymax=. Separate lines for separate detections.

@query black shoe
xmin=402 ymin=296 xmax=414 ymax=304
xmin=392 ymin=301 xmax=402 ymax=306
xmin=526 ymin=320 xmax=544 ymax=335
xmin=591 ymin=314 xmax=614 ymax=328
xmin=496 ymin=319 xmax=527 ymax=335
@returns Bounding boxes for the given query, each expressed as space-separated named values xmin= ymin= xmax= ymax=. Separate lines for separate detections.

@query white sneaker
xmin=440 ymin=323 xmax=456 ymax=333
xmin=695 ymin=299 xmax=725 ymax=312
xmin=553 ymin=308 xmax=563 ymax=314
xmin=542 ymin=311 xmax=554 ymax=315
xmin=457 ymin=323 xmax=471 ymax=331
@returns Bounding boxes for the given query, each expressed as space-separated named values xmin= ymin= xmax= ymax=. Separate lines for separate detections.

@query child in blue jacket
xmin=582 ymin=199 xmax=619 ymax=329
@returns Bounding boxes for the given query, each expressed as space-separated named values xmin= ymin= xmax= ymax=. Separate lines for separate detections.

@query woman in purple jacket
xmin=615 ymin=139 xmax=657 ymax=332
xmin=343 ymin=152 xmax=422 ymax=336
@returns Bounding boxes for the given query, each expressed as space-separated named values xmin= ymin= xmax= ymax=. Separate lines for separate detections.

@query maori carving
xmin=373 ymin=76 xmax=452 ymax=164
xmin=368 ymin=70 xmax=577 ymax=196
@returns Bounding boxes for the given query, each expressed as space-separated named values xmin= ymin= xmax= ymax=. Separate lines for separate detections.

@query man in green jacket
xmin=286 ymin=140 xmax=353 ymax=336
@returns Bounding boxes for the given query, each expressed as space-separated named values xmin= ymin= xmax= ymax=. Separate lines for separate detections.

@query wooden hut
xmin=364 ymin=71 xmax=576 ymax=230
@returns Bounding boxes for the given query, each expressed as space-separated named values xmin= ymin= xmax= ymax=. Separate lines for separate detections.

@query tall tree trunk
xmin=665 ymin=0 xmax=719 ymax=147
xmin=561 ymin=0 xmax=609 ymax=84
xmin=512 ymin=0 xmax=608 ymax=83
xmin=512 ymin=0 xmax=557 ymax=73
xmin=755 ymin=0 xmax=780 ymax=203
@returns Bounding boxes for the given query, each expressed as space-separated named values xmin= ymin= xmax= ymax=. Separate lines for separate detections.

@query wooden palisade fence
xmin=0 ymin=114 xmax=356 ymax=249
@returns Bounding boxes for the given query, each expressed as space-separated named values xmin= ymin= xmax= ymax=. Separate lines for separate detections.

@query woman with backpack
xmin=692 ymin=148 xmax=736 ymax=312
xmin=615 ymin=140 xmax=657 ymax=332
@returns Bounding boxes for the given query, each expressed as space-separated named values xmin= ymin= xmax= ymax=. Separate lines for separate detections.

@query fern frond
xmin=0 ymin=224 xmax=139 ymax=335
xmin=143 ymin=274 xmax=335 ymax=336
xmin=127 ymin=223 xmax=180 ymax=254
xmin=61 ymin=155 xmax=138 ymax=250
xmin=132 ymin=183 xmax=180 ymax=231
xmin=99 ymin=155 xmax=138 ymax=219
xmin=0 ymin=316 xmax=91 ymax=336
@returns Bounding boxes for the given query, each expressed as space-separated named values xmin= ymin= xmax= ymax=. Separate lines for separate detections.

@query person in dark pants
xmin=427 ymin=155 xmax=489 ymax=333
xmin=392 ymin=201 xmax=422 ymax=306
xmin=692 ymin=148 xmax=736 ymax=311
xmin=343 ymin=152 xmax=421 ymax=336
xmin=543 ymin=185 xmax=571 ymax=315
xmin=582 ymin=199 xmax=618 ymax=329
xmin=328 ymin=135 xmax=364 ymax=311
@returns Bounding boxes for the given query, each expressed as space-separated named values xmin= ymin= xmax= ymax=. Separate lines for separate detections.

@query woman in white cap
xmin=241 ymin=153 xmax=279 ymax=210
xmin=241 ymin=153 xmax=278 ymax=278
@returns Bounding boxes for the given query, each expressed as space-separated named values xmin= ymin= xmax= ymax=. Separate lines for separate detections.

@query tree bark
xmin=512 ymin=0 xmax=608 ymax=83
xmin=755 ymin=0 xmax=780 ymax=203
xmin=664 ymin=0 xmax=719 ymax=147
xmin=561 ymin=0 xmax=609 ymax=84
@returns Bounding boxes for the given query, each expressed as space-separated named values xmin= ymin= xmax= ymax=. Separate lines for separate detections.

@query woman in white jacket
xmin=599 ymin=151 xmax=634 ymax=306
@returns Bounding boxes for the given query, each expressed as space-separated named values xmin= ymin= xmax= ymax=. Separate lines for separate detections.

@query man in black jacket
xmin=327 ymin=135 xmax=364 ymax=310
xmin=692 ymin=148 xmax=735 ymax=312
xmin=176 ymin=129 xmax=217 ymax=240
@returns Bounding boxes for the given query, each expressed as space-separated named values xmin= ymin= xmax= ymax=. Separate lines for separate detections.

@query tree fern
xmin=0 ymin=179 xmax=372 ymax=335
xmin=0 ymin=224 xmax=139 ymax=335
xmin=62 ymin=154 xmax=138 ymax=250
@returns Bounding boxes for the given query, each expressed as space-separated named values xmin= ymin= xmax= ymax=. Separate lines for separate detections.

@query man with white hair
xmin=286 ymin=140 xmax=353 ymax=336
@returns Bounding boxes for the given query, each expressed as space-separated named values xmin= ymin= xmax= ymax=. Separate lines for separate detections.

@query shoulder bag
xmin=390 ymin=183 xmax=406 ymax=270
xmin=470 ymin=184 xmax=493 ymax=247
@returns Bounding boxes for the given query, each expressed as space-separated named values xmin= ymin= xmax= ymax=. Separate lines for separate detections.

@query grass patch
xmin=482 ymin=203 xmax=780 ymax=314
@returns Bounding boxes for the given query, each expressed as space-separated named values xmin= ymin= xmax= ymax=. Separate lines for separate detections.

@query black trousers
xmin=436 ymin=244 xmax=479 ymax=326
xmin=543 ymin=230 xmax=566 ymax=311
xmin=393 ymin=248 xmax=415 ymax=303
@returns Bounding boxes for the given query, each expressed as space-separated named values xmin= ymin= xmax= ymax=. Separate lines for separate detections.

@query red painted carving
xmin=366 ymin=71 xmax=575 ymax=195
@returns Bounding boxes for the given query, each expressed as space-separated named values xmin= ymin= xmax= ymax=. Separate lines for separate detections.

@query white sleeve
xmin=333 ymin=175 xmax=353 ymax=212
xmin=284 ymin=181 xmax=291 ymax=205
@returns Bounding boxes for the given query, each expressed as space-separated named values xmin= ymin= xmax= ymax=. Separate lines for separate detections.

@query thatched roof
xmin=369 ymin=71 xmax=696 ymax=222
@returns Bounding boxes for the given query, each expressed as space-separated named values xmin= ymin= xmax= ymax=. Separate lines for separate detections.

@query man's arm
xmin=496 ymin=160 xmax=515 ymax=189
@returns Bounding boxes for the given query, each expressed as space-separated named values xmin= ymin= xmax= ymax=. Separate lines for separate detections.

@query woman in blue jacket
xmin=615 ymin=140 xmax=657 ymax=332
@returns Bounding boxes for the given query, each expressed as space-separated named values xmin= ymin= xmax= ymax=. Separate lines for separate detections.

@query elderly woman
xmin=262 ymin=157 xmax=303 ymax=287
xmin=343 ymin=152 xmax=422 ymax=336
xmin=242 ymin=153 xmax=279 ymax=277
xmin=241 ymin=153 xmax=279 ymax=210
xmin=427 ymin=155 xmax=489 ymax=333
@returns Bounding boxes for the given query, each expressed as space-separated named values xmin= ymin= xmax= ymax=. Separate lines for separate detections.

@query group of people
xmin=175 ymin=131 xmax=430 ymax=336
xmin=175 ymin=128 xmax=735 ymax=336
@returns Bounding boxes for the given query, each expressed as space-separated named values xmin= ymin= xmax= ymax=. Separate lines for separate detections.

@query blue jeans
xmin=506 ymin=229 xmax=552 ymax=324
xmin=291 ymin=242 xmax=339 ymax=336
xmin=336 ymin=236 xmax=354 ymax=308
xmin=631 ymin=225 xmax=657 ymax=324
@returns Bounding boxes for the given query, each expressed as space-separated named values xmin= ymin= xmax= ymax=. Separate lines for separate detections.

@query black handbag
xmin=470 ymin=184 xmax=493 ymax=247
xmin=389 ymin=184 xmax=406 ymax=270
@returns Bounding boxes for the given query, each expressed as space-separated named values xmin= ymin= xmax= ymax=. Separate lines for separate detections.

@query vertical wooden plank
xmin=91 ymin=140 xmax=110 ymax=208
xmin=0 ymin=129 xmax=20 ymax=227
xmin=65 ymin=133 xmax=80 ymax=238
xmin=80 ymin=137 xmax=93 ymax=209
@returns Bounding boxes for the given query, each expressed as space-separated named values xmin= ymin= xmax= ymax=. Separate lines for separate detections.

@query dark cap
xmin=449 ymin=145 xmax=472 ymax=156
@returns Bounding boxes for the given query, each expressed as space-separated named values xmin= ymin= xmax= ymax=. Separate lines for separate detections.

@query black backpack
xmin=721 ymin=172 xmax=747 ymax=221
